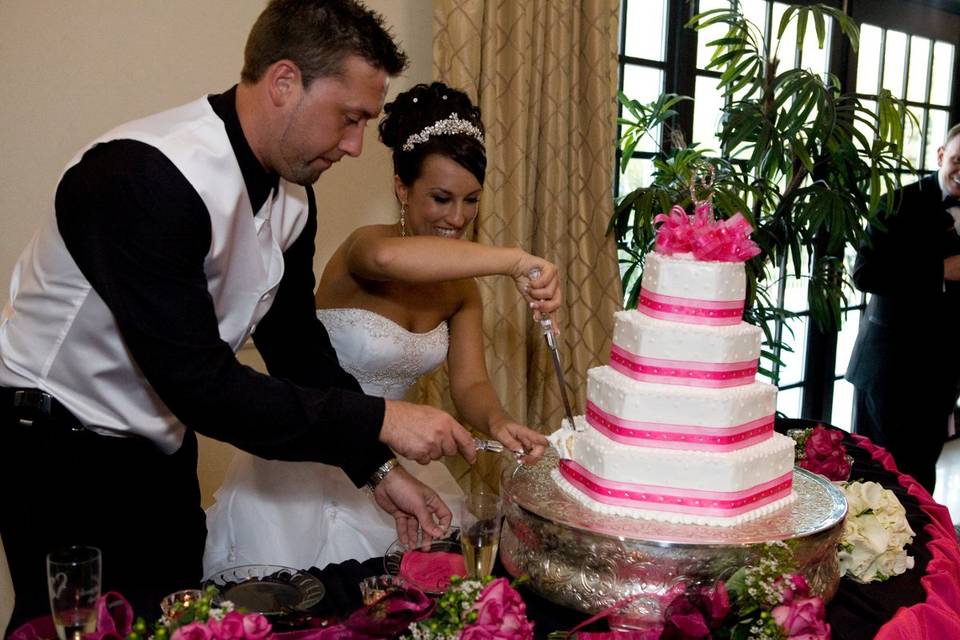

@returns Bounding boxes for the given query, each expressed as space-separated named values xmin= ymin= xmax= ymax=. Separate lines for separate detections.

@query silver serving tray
xmin=499 ymin=449 xmax=847 ymax=618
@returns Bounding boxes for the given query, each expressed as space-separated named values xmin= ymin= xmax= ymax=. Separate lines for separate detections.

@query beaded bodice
xmin=316 ymin=308 xmax=448 ymax=400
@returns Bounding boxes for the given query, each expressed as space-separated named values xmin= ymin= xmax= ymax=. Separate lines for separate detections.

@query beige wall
xmin=0 ymin=1 xmax=432 ymax=633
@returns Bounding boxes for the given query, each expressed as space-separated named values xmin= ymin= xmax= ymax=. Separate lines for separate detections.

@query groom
xmin=0 ymin=0 xmax=477 ymax=628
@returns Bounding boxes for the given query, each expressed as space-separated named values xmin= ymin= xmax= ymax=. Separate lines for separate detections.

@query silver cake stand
xmin=499 ymin=449 xmax=847 ymax=620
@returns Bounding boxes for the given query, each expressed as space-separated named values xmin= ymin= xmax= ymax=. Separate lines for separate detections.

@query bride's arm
xmin=343 ymin=227 xmax=561 ymax=315
xmin=446 ymin=280 xmax=549 ymax=463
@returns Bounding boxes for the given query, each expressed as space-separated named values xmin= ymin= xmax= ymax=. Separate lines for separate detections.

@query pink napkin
xmin=398 ymin=550 xmax=466 ymax=592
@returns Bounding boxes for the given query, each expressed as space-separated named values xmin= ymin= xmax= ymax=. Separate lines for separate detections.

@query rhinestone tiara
xmin=401 ymin=113 xmax=485 ymax=152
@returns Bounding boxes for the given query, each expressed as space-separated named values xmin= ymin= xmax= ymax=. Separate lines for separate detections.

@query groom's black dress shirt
xmin=53 ymin=86 xmax=390 ymax=484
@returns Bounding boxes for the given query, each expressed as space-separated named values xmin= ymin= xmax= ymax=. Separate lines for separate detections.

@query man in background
xmin=847 ymin=123 xmax=960 ymax=494
xmin=0 ymin=0 xmax=476 ymax=628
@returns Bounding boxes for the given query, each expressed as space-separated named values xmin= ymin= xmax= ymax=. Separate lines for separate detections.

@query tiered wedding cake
xmin=550 ymin=204 xmax=795 ymax=526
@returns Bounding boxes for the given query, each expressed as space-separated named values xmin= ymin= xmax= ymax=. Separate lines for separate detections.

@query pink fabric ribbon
xmin=548 ymin=592 xmax=664 ymax=640
xmin=852 ymin=435 xmax=960 ymax=640
xmin=276 ymin=587 xmax=434 ymax=640
xmin=636 ymin=289 xmax=744 ymax=326
xmin=585 ymin=401 xmax=774 ymax=451
xmin=653 ymin=203 xmax=760 ymax=262
xmin=558 ymin=459 xmax=792 ymax=517
xmin=609 ymin=344 xmax=757 ymax=388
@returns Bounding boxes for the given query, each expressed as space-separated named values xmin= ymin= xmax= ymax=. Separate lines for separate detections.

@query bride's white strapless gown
xmin=202 ymin=308 xmax=462 ymax=577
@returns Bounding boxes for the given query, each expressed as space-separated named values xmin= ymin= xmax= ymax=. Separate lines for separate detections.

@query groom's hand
xmin=380 ymin=400 xmax=477 ymax=464
xmin=373 ymin=465 xmax=452 ymax=547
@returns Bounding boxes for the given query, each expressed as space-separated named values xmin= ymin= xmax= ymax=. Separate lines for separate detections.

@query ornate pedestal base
xmin=499 ymin=450 xmax=847 ymax=619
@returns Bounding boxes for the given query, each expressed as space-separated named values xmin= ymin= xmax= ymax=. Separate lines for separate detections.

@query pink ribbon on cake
xmin=653 ymin=203 xmax=761 ymax=262
xmin=585 ymin=401 xmax=773 ymax=451
xmin=637 ymin=288 xmax=744 ymax=326
xmin=610 ymin=344 xmax=757 ymax=388
xmin=558 ymin=459 xmax=792 ymax=517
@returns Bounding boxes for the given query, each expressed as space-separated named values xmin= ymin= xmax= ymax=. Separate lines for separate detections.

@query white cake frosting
xmin=551 ymin=466 xmax=796 ymax=526
xmin=562 ymin=416 xmax=794 ymax=491
xmin=553 ymin=246 xmax=794 ymax=527
xmin=642 ymin=252 xmax=745 ymax=302
xmin=588 ymin=366 xmax=776 ymax=430
xmin=613 ymin=310 xmax=761 ymax=365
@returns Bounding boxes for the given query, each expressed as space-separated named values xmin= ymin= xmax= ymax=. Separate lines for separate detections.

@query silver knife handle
xmin=473 ymin=437 xmax=504 ymax=453
xmin=474 ymin=437 xmax=526 ymax=460
xmin=527 ymin=268 xmax=555 ymax=341
xmin=539 ymin=316 xmax=557 ymax=349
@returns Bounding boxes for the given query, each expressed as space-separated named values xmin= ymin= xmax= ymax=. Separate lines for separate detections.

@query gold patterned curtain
xmin=412 ymin=0 xmax=623 ymax=492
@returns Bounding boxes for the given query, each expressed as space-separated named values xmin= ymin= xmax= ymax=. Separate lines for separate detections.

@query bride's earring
xmin=399 ymin=202 xmax=407 ymax=237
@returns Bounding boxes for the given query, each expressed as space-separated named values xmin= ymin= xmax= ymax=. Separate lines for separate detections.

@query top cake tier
xmin=639 ymin=253 xmax=746 ymax=326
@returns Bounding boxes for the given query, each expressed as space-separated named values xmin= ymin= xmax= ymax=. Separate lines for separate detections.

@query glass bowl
xmin=203 ymin=564 xmax=324 ymax=615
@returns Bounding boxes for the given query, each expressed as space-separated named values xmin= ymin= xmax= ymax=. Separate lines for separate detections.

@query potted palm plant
xmin=612 ymin=3 xmax=915 ymax=381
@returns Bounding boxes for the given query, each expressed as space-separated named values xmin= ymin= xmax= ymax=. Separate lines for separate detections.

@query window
xmin=617 ymin=0 xmax=960 ymax=427
xmin=855 ymin=24 xmax=954 ymax=174
xmin=616 ymin=0 xmax=669 ymax=200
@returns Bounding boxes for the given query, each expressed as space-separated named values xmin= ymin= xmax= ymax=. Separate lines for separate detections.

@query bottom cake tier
xmin=499 ymin=449 xmax=847 ymax=622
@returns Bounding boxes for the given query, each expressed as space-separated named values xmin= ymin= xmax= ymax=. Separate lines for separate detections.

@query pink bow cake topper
xmin=653 ymin=201 xmax=760 ymax=262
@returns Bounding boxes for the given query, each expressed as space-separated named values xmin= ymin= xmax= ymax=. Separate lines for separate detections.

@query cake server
xmin=529 ymin=269 xmax=578 ymax=431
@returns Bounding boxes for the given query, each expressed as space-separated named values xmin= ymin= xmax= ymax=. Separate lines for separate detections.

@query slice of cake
xmin=551 ymin=205 xmax=795 ymax=526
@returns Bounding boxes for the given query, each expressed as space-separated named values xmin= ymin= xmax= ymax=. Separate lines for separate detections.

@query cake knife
xmin=528 ymin=269 xmax=579 ymax=431
xmin=474 ymin=437 xmax=525 ymax=460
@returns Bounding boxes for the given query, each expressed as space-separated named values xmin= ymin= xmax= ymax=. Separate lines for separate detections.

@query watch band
xmin=367 ymin=457 xmax=400 ymax=490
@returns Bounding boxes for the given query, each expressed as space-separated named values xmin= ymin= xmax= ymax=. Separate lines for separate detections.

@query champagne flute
xmin=47 ymin=545 xmax=101 ymax=640
xmin=460 ymin=492 xmax=503 ymax=579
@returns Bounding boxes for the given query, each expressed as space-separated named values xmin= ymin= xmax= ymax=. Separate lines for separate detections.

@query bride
xmin=203 ymin=82 xmax=559 ymax=575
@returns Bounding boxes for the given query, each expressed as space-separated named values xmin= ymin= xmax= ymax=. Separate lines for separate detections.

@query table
xmin=11 ymin=424 xmax=960 ymax=640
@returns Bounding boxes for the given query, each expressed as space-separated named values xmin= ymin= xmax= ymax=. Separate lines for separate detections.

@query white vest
xmin=0 ymin=97 xmax=310 ymax=453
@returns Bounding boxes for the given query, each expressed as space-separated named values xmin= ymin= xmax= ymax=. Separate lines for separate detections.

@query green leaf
xmin=611 ymin=1 xmax=906 ymax=338
xmin=777 ymin=6 xmax=797 ymax=40
xmin=791 ymin=136 xmax=814 ymax=173
xmin=795 ymin=10 xmax=808 ymax=53
xmin=813 ymin=7 xmax=827 ymax=49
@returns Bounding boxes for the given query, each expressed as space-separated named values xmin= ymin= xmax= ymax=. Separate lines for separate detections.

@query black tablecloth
xmin=297 ymin=419 xmax=953 ymax=639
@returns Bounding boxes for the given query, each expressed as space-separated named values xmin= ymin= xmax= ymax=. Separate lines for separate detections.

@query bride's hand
xmin=510 ymin=252 xmax=561 ymax=318
xmin=489 ymin=418 xmax=549 ymax=465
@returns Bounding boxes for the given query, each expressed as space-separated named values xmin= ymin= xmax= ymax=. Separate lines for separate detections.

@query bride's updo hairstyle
xmin=378 ymin=82 xmax=486 ymax=187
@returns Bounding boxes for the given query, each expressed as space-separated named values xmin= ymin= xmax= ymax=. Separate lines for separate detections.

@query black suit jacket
xmin=846 ymin=174 xmax=960 ymax=414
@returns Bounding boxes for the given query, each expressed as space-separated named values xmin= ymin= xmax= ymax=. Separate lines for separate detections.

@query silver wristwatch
xmin=366 ymin=457 xmax=400 ymax=490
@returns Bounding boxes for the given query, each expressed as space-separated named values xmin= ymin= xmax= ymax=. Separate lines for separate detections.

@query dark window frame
xmin=616 ymin=0 xmax=960 ymax=425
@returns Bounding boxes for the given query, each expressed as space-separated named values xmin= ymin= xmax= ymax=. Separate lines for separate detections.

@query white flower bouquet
xmin=838 ymin=480 xmax=916 ymax=583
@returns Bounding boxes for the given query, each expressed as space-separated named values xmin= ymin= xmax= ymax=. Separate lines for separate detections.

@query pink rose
xmin=774 ymin=573 xmax=810 ymax=604
xmin=804 ymin=426 xmax=842 ymax=458
xmin=466 ymin=578 xmax=534 ymax=640
xmin=241 ymin=614 xmax=272 ymax=640
xmin=208 ymin=612 xmax=244 ymax=640
xmin=660 ymin=581 xmax=729 ymax=638
xmin=771 ymin=596 xmax=830 ymax=640
xmin=801 ymin=426 xmax=851 ymax=481
xmin=171 ymin=622 xmax=213 ymax=640
xmin=704 ymin=581 xmax=729 ymax=622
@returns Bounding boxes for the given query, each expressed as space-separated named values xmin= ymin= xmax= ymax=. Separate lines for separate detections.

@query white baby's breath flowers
xmin=838 ymin=481 xmax=915 ymax=583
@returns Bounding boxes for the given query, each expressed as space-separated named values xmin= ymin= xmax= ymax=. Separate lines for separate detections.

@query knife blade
xmin=528 ymin=269 xmax=578 ymax=430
